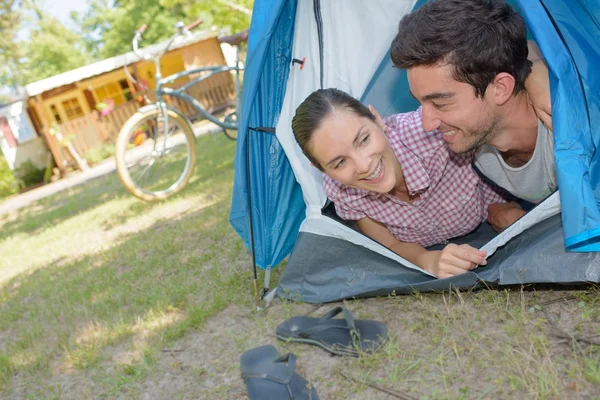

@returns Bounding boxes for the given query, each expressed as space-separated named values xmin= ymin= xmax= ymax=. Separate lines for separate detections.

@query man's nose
xmin=421 ymin=106 xmax=442 ymax=132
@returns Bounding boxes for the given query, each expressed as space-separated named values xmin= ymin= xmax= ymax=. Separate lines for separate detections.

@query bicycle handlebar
xmin=185 ymin=18 xmax=203 ymax=31
xmin=131 ymin=18 xmax=203 ymax=62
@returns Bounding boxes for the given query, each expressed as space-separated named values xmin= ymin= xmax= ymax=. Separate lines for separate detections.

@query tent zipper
xmin=313 ymin=0 xmax=324 ymax=89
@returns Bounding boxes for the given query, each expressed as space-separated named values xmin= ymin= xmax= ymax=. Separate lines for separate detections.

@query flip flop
xmin=240 ymin=345 xmax=319 ymax=400
xmin=275 ymin=306 xmax=388 ymax=357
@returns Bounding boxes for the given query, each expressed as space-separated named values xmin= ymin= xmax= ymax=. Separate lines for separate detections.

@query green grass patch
xmin=1 ymin=132 xmax=599 ymax=399
xmin=0 ymin=133 xmax=251 ymax=396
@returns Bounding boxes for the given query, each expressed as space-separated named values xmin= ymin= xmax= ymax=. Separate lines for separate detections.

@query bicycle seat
xmin=218 ymin=29 xmax=249 ymax=46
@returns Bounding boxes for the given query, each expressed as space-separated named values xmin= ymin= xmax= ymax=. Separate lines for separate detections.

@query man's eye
xmin=334 ymin=158 xmax=346 ymax=169
xmin=432 ymin=102 xmax=447 ymax=109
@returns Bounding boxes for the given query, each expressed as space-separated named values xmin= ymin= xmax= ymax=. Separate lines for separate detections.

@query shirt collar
xmin=391 ymin=138 xmax=430 ymax=196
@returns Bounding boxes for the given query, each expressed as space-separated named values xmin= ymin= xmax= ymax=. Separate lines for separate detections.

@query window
xmin=94 ymin=79 xmax=133 ymax=106
xmin=14 ymin=113 xmax=35 ymax=142
xmin=61 ymin=97 xmax=84 ymax=120
xmin=120 ymin=79 xmax=133 ymax=101
xmin=50 ymin=104 xmax=62 ymax=124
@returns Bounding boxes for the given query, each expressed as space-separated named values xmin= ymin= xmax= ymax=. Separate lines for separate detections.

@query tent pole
xmin=245 ymin=127 xmax=277 ymax=310
xmin=245 ymin=128 xmax=260 ymax=310
xmin=263 ymin=267 xmax=271 ymax=297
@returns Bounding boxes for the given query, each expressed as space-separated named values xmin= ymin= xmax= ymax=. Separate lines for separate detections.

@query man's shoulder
xmin=538 ymin=118 xmax=554 ymax=139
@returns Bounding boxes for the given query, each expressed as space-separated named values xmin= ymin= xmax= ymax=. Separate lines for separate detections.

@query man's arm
xmin=477 ymin=176 xmax=523 ymax=232
xmin=487 ymin=202 xmax=526 ymax=232
xmin=526 ymin=41 xmax=553 ymax=131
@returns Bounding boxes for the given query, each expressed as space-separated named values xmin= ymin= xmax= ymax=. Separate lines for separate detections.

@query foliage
xmin=1 ymin=1 xmax=91 ymax=85
xmin=0 ymin=1 xmax=21 ymax=54
xmin=76 ymin=0 xmax=194 ymax=60
xmin=75 ymin=0 xmax=254 ymax=60
xmin=14 ymin=160 xmax=45 ymax=188
xmin=1 ymin=0 xmax=254 ymax=88
xmin=21 ymin=16 xmax=91 ymax=82
xmin=84 ymin=143 xmax=116 ymax=165
xmin=164 ymin=0 xmax=253 ymax=35
xmin=0 ymin=156 xmax=19 ymax=198
xmin=0 ymin=0 xmax=24 ymax=89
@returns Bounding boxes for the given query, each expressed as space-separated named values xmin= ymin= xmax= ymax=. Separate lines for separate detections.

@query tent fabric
xmin=278 ymin=214 xmax=600 ymax=303
xmin=231 ymin=0 xmax=600 ymax=303
xmin=229 ymin=0 xmax=305 ymax=269
xmin=274 ymin=0 xmax=418 ymax=214
xmin=271 ymin=0 xmax=424 ymax=272
xmin=518 ymin=0 xmax=600 ymax=251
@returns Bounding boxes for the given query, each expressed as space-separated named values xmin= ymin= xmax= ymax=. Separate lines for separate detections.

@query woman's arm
xmin=526 ymin=41 xmax=553 ymax=131
xmin=356 ymin=217 xmax=487 ymax=279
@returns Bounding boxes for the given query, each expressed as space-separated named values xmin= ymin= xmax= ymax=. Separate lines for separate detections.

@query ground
xmin=0 ymin=133 xmax=598 ymax=399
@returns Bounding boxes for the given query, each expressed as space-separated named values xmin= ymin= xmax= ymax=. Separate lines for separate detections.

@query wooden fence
xmin=167 ymin=69 xmax=235 ymax=121
xmin=43 ymin=71 xmax=235 ymax=171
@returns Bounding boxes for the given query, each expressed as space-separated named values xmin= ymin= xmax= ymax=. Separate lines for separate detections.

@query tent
xmin=230 ymin=0 xmax=600 ymax=304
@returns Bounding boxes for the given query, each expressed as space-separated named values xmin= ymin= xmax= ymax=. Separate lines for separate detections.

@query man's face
xmin=407 ymin=63 xmax=499 ymax=154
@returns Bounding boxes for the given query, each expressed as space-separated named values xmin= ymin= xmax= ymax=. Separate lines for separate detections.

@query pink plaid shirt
xmin=323 ymin=109 xmax=508 ymax=247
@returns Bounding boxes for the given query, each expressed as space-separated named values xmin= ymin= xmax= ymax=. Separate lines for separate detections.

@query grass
xmin=0 ymin=131 xmax=599 ymax=399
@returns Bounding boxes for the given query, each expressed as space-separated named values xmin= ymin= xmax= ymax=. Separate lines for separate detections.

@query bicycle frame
xmin=130 ymin=23 xmax=243 ymax=147
xmin=157 ymin=63 xmax=241 ymax=130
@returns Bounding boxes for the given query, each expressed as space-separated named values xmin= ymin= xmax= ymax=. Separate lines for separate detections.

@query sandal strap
xmin=241 ymin=353 xmax=296 ymax=385
xmin=298 ymin=306 xmax=361 ymax=345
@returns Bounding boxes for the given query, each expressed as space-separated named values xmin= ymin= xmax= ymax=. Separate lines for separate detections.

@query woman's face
xmin=309 ymin=107 xmax=401 ymax=194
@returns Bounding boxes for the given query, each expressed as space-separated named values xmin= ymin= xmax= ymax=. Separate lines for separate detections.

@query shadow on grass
xmin=0 ymin=135 xmax=237 ymax=242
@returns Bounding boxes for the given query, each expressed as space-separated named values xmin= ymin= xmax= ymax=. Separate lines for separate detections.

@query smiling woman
xmin=291 ymin=88 xmax=511 ymax=279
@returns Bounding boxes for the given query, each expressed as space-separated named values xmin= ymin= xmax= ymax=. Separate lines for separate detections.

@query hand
xmin=427 ymin=244 xmax=487 ymax=279
xmin=487 ymin=202 xmax=526 ymax=232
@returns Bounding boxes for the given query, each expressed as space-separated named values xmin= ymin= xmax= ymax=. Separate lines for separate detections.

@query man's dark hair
xmin=391 ymin=0 xmax=532 ymax=97
xmin=292 ymin=88 xmax=376 ymax=171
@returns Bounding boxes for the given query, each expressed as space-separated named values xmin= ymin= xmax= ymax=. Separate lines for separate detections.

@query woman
xmin=292 ymin=88 xmax=508 ymax=278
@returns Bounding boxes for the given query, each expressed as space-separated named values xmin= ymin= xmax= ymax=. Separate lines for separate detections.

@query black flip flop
xmin=275 ymin=306 xmax=388 ymax=357
xmin=240 ymin=345 xmax=319 ymax=400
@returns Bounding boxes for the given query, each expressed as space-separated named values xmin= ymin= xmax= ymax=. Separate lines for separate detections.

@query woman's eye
xmin=360 ymin=134 xmax=370 ymax=144
xmin=334 ymin=158 xmax=346 ymax=169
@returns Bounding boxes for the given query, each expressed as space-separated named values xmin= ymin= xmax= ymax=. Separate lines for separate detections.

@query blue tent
xmin=230 ymin=0 xmax=600 ymax=302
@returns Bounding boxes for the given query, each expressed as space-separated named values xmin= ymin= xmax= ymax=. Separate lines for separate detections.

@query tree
xmin=71 ymin=0 xmax=113 ymax=60
xmin=163 ymin=0 xmax=253 ymax=35
xmin=22 ymin=15 xmax=91 ymax=82
xmin=76 ymin=0 xmax=189 ymax=59
xmin=0 ymin=0 xmax=25 ymax=90
xmin=1 ymin=0 xmax=254 ymax=88
xmin=76 ymin=0 xmax=254 ymax=60
xmin=1 ymin=1 xmax=92 ymax=85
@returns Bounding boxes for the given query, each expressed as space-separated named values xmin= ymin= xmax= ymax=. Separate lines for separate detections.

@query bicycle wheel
xmin=222 ymin=111 xmax=238 ymax=140
xmin=115 ymin=108 xmax=196 ymax=202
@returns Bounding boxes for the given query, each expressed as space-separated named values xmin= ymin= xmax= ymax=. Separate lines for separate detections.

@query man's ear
xmin=368 ymin=104 xmax=385 ymax=128
xmin=493 ymin=72 xmax=516 ymax=105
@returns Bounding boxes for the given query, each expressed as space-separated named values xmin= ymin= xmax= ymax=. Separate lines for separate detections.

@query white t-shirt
xmin=474 ymin=120 xmax=557 ymax=204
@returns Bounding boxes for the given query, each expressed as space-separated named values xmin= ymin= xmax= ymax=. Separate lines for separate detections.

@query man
xmin=390 ymin=0 xmax=555 ymax=232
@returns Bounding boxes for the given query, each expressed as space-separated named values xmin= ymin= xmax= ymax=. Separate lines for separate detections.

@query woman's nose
xmin=354 ymin=155 xmax=371 ymax=174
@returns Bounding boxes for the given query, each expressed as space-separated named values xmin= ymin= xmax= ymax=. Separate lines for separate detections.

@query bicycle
xmin=115 ymin=19 xmax=246 ymax=202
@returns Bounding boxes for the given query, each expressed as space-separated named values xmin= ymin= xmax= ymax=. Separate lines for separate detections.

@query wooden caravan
xmin=25 ymin=32 xmax=235 ymax=172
